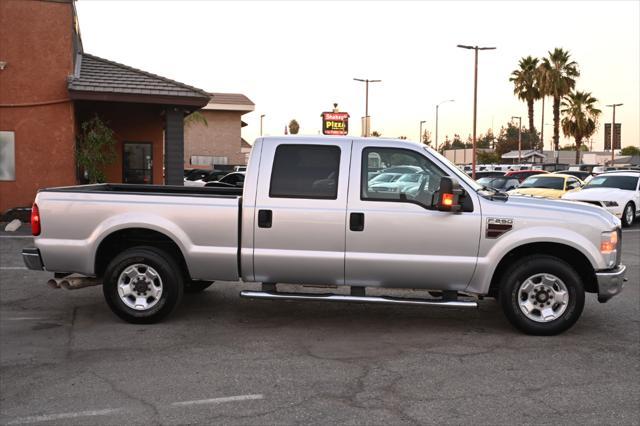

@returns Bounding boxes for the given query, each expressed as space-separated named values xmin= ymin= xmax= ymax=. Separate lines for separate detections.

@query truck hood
xmin=500 ymin=194 xmax=620 ymax=229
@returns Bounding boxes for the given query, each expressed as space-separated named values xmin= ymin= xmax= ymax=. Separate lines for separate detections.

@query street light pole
xmin=457 ymin=44 xmax=496 ymax=179
xmin=354 ymin=78 xmax=381 ymax=137
xmin=435 ymin=99 xmax=454 ymax=152
xmin=419 ymin=120 xmax=426 ymax=144
xmin=512 ymin=116 xmax=522 ymax=163
xmin=606 ymin=103 xmax=623 ymax=166
xmin=260 ymin=114 xmax=265 ymax=136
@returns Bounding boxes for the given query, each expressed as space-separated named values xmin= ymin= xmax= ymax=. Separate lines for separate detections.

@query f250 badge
xmin=486 ymin=218 xmax=513 ymax=239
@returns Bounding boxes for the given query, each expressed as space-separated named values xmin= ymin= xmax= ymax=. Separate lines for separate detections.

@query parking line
xmin=0 ymin=235 xmax=33 ymax=239
xmin=7 ymin=408 xmax=123 ymax=425
xmin=622 ymin=229 xmax=640 ymax=233
xmin=172 ymin=394 xmax=264 ymax=407
xmin=0 ymin=267 xmax=27 ymax=270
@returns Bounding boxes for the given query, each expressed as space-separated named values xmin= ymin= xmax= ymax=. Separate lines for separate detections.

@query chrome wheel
xmin=117 ymin=264 xmax=163 ymax=311
xmin=517 ymin=273 xmax=569 ymax=323
xmin=625 ymin=204 xmax=634 ymax=225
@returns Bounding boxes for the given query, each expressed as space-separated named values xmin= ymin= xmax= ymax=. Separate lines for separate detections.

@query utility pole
xmin=354 ymin=78 xmax=382 ymax=137
xmin=457 ymin=45 xmax=496 ymax=179
xmin=260 ymin=114 xmax=266 ymax=136
xmin=540 ymin=97 xmax=545 ymax=152
xmin=606 ymin=103 xmax=623 ymax=166
xmin=419 ymin=120 xmax=426 ymax=144
xmin=512 ymin=116 xmax=522 ymax=163
xmin=435 ymin=99 xmax=454 ymax=152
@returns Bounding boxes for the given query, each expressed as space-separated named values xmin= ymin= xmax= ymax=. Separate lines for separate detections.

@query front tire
xmin=622 ymin=202 xmax=635 ymax=227
xmin=103 ymin=246 xmax=184 ymax=324
xmin=499 ymin=255 xmax=584 ymax=335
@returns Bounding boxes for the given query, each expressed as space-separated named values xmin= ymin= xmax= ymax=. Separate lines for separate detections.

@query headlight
xmin=600 ymin=230 xmax=618 ymax=268
xmin=602 ymin=201 xmax=618 ymax=207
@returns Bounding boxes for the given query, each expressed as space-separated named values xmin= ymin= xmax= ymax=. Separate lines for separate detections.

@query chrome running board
xmin=239 ymin=290 xmax=477 ymax=308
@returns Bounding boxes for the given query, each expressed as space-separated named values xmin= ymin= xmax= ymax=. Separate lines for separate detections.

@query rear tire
xmin=499 ymin=255 xmax=584 ymax=335
xmin=622 ymin=202 xmax=635 ymax=227
xmin=184 ymin=280 xmax=214 ymax=293
xmin=103 ymin=246 xmax=184 ymax=324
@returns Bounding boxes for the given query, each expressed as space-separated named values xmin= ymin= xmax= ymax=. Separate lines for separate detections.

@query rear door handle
xmin=258 ymin=209 xmax=272 ymax=228
xmin=350 ymin=212 xmax=365 ymax=231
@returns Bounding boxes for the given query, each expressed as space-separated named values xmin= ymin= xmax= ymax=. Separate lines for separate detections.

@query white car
xmin=562 ymin=171 xmax=640 ymax=227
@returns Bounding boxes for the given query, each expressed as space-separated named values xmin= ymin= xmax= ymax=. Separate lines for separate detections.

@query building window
xmin=0 ymin=131 xmax=16 ymax=181
xmin=269 ymin=144 xmax=341 ymax=199
xmin=191 ymin=155 xmax=228 ymax=166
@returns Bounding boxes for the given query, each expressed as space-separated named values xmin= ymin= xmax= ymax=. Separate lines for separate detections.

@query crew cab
xmin=23 ymin=136 xmax=626 ymax=335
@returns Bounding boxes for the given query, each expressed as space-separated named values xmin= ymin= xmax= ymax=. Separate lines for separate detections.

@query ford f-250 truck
xmin=22 ymin=136 xmax=626 ymax=335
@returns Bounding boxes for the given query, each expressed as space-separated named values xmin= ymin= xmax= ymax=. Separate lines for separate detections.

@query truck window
xmin=269 ymin=144 xmax=341 ymax=199
xmin=361 ymin=147 xmax=445 ymax=208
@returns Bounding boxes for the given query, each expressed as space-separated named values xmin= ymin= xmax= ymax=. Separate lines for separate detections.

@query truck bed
xmin=40 ymin=183 xmax=243 ymax=197
xmin=34 ymin=183 xmax=242 ymax=281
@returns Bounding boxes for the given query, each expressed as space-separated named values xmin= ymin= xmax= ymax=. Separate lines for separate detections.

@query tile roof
xmin=68 ymin=53 xmax=210 ymax=104
xmin=209 ymin=93 xmax=254 ymax=106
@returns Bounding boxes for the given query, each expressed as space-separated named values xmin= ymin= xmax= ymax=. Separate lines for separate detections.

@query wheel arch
xmin=488 ymin=242 xmax=598 ymax=297
xmin=95 ymin=227 xmax=190 ymax=281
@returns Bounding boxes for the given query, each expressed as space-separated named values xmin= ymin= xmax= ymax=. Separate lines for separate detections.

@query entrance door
xmin=345 ymin=141 xmax=482 ymax=290
xmin=123 ymin=142 xmax=153 ymax=184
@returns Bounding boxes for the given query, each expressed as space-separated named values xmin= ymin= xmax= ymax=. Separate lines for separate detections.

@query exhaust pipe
xmin=46 ymin=278 xmax=63 ymax=289
xmin=59 ymin=276 xmax=101 ymax=290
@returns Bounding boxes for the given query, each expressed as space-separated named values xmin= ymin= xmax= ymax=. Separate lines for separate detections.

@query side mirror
xmin=436 ymin=177 xmax=463 ymax=212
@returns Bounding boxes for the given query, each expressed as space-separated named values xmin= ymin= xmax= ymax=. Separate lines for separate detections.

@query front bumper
xmin=22 ymin=248 xmax=44 ymax=271
xmin=596 ymin=264 xmax=626 ymax=303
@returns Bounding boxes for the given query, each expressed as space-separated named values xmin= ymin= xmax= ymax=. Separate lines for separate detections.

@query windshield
xmin=584 ymin=175 xmax=639 ymax=191
xmin=477 ymin=177 xmax=508 ymax=188
xmin=519 ymin=176 xmax=564 ymax=189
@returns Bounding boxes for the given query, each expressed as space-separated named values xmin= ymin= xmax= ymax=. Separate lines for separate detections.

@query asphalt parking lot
xmin=1 ymin=224 xmax=638 ymax=425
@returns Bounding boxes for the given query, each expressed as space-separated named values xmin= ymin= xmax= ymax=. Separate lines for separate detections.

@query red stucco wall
xmin=76 ymin=102 xmax=164 ymax=185
xmin=0 ymin=0 xmax=76 ymax=212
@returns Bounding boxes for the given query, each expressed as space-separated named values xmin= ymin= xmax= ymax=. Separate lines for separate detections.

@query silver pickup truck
xmin=23 ymin=136 xmax=626 ymax=335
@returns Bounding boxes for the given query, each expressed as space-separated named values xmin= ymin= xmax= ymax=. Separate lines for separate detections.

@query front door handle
xmin=350 ymin=212 xmax=365 ymax=231
xmin=258 ymin=209 xmax=272 ymax=228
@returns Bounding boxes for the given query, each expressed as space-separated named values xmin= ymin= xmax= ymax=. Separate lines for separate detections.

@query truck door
xmin=252 ymin=139 xmax=352 ymax=285
xmin=345 ymin=141 xmax=482 ymax=290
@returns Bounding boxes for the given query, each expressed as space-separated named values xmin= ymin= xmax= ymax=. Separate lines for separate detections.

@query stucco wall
xmin=184 ymin=110 xmax=247 ymax=167
xmin=76 ymin=102 xmax=164 ymax=185
xmin=0 ymin=0 xmax=76 ymax=211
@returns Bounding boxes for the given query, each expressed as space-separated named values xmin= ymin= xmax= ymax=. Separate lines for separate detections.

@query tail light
xmin=31 ymin=203 xmax=41 ymax=236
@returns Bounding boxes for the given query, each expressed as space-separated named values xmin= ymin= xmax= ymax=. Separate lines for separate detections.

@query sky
xmin=75 ymin=0 xmax=640 ymax=151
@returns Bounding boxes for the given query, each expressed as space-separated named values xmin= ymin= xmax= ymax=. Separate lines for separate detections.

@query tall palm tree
xmin=510 ymin=56 xmax=541 ymax=146
xmin=538 ymin=48 xmax=580 ymax=156
xmin=561 ymin=91 xmax=601 ymax=163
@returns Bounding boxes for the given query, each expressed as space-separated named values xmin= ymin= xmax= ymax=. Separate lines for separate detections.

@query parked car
xmin=184 ymin=170 xmax=230 ymax=187
xmin=476 ymin=176 xmax=520 ymax=191
xmin=183 ymin=169 xmax=210 ymax=182
xmin=552 ymin=170 xmax=592 ymax=181
xmin=471 ymin=171 xmax=506 ymax=179
xmin=368 ymin=172 xmax=403 ymax=184
xmin=569 ymin=164 xmax=598 ymax=173
xmin=505 ymin=169 xmax=549 ymax=183
xmin=234 ymin=165 xmax=247 ymax=172
xmin=562 ymin=171 xmax=640 ymax=227
xmin=22 ymin=136 xmax=625 ymax=335
xmin=508 ymin=173 xmax=583 ymax=199
xmin=204 ymin=172 xmax=245 ymax=188
xmin=369 ymin=172 xmax=427 ymax=193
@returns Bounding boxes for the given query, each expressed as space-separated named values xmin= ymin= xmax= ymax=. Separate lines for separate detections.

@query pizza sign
xmin=322 ymin=112 xmax=349 ymax=135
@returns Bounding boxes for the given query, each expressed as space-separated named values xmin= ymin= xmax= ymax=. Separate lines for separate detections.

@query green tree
xmin=184 ymin=111 xmax=208 ymax=127
xmin=76 ymin=115 xmax=117 ymax=183
xmin=621 ymin=146 xmax=640 ymax=156
xmin=538 ymin=48 xmax=580 ymax=153
xmin=561 ymin=90 xmax=601 ymax=163
xmin=510 ymin=56 xmax=541 ymax=140
xmin=560 ymin=144 xmax=589 ymax=152
xmin=288 ymin=119 xmax=300 ymax=134
xmin=451 ymin=134 xmax=465 ymax=149
xmin=476 ymin=151 xmax=500 ymax=164
xmin=421 ymin=130 xmax=432 ymax=145
xmin=477 ymin=130 xmax=496 ymax=149
xmin=494 ymin=123 xmax=538 ymax=156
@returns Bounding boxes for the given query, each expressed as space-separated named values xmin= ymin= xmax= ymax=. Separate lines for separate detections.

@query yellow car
xmin=507 ymin=173 xmax=583 ymax=199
